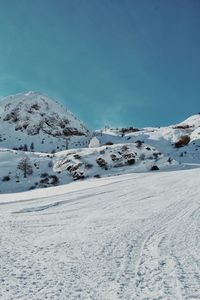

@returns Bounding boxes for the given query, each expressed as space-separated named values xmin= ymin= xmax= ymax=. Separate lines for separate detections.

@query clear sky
xmin=0 ymin=0 xmax=200 ymax=129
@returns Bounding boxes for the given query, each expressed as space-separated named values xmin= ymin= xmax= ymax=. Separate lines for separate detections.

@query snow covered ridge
xmin=95 ymin=113 xmax=200 ymax=164
xmin=0 ymin=91 xmax=200 ymax=193
xmin=0 ymin=143 xmax=177 ymax=193
xmin=0 ymin=92 xmax=90 ymax=152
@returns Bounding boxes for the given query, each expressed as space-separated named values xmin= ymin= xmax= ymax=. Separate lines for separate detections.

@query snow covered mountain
xmin=0 ymin=92 xmax=200 ymax=194
xmin=0 ymin=92 xmax=90 ymax=152
xmin=95 ymin=114 xmax=200 ymax=164
xmin=0 ymin=104 xmax=200 ymax=298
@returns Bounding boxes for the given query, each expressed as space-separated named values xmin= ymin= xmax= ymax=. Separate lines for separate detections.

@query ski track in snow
xmin=0 ymin=169 xmax=200 ymax=300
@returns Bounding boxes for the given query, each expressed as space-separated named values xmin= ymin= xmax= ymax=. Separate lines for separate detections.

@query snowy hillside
xmin=0 ymin=143 xmax=177 ymax=193
xmin=0 ymin=93 xmax=199 ymax=298
xmin=0 ymin=93 xmax=200 ymax=194
xmin=95 ymin=114 xmax=200 ymax=164
xmin=0 ymin=92 xmax=90 ymax=152
xmin=0 ymin=168 xmax=199 ymax=299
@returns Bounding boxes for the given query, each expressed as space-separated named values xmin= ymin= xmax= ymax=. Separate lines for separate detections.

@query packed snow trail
xmin=0 ymin=169 xmax=199 ymax=300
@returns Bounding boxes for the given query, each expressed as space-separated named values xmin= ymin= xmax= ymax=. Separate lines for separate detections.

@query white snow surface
xmin=178 ymin=114 xmax=200 ymax=127
xmin=0 ymin=168 xmax=200 ymax=299
xmin=0 ymin=92 xmax=90 ymax=152
xmin=89 ymin=137 xmax=100 ymax=148
xmin=0 ymin=143 xmax=177 ymax=193
xmin=96 ymin=114 xmax=200 ymax=164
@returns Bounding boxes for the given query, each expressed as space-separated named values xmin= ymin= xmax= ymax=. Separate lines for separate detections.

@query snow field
xmin=0 ymin=168 xmax=199 ymax=299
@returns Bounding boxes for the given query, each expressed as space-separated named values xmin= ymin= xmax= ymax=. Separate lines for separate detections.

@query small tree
xmin=30 ymin=142 xmax=34 ymax=152
xmin=23 ymin=144 xmax=28 ymax=151
xmin=18 ymin=156 xmax=33 ymax=178
xmin=136 ymin=140 xmax=143 ymax=149
xmin=65 ymin=138 xmax=70 ymax=150
xmin=48 ymin=160 xmax=53 ymax=168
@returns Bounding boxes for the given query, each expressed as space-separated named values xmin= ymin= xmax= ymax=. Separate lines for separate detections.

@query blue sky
xmin=0 ymin=0 xmax=200 ymax=128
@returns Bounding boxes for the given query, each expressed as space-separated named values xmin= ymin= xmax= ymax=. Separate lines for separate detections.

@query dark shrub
xmin=135 ymin=140 xmax=143 ymax=149
xmin=153 ymin=152 xmax=160 ymax=160
xmin=23 ymin=144 xmax=28 ymax=151
xmin=105 ymin=141 xmax=113 ymax=145
xmin=151 ymin=165 xmax=159 ymax=171
xmin=122 ymin=145 xmax=128 ymax=152
xmin=127 ymin=158 xmax=135 ymax=165
xmin=40 ymin=177 xmax=49 ymax=184
xmin=29 ymin=186 xmax=35 ymax=190
xmin=41 ymin=173 xmax=48 ymax=178
xmin=40 ymin=175 xmax=59 ymax=186
xmin=100 ymin=149 xmax=105 ymax=155
xmin=94 ymin=174 xmax=101 ymax=178
xmin=49 ymin=175 xmax=59 ymax=185
xmin=85 ymin=163 xmax=93 ymax=169
xmin=96 ymin=158 xmax=108 ymax=169
xmin=173 ymin=125 xmax=190 ymax=129
xmin=120 ymin=127 xmax=140 ymax=135
xmin=2 ymin=175 xmax=10 ymax=182
xmin=174 ymin=135 xmax=190 ymax=148
xmin=110 ymin=154 xmax=120 ymax=161
xmin=74 ymin=154 xmax=81 ymax=159
xmin=48 ymin=160 xmax=53 ymax=168
xmin=167 ymin=157 xmax=172 ymax=164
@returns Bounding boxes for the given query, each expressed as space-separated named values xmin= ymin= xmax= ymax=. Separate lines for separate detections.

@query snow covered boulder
xmin=89 ymin=137 xmax=100 ymax=148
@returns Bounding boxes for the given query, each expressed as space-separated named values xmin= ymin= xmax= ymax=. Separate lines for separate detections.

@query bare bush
xmin=17 ymin=156 xmax=33 ymax=178
xmin=174 ymin=135 xmax=190 ymax=148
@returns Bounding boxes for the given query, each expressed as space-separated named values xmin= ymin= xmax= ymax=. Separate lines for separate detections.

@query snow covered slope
xmin=0 ymin=168 xmax=199 ymax=299
xmin=0 ymin=143 xmax=177 ymax=193
xmin=95 ymin=114 xmax=200 ymax=164
xmin=0 ymin=93 xmax=200 ymax=194
xmin=0 ymin=92 xmax=90 ymax=152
